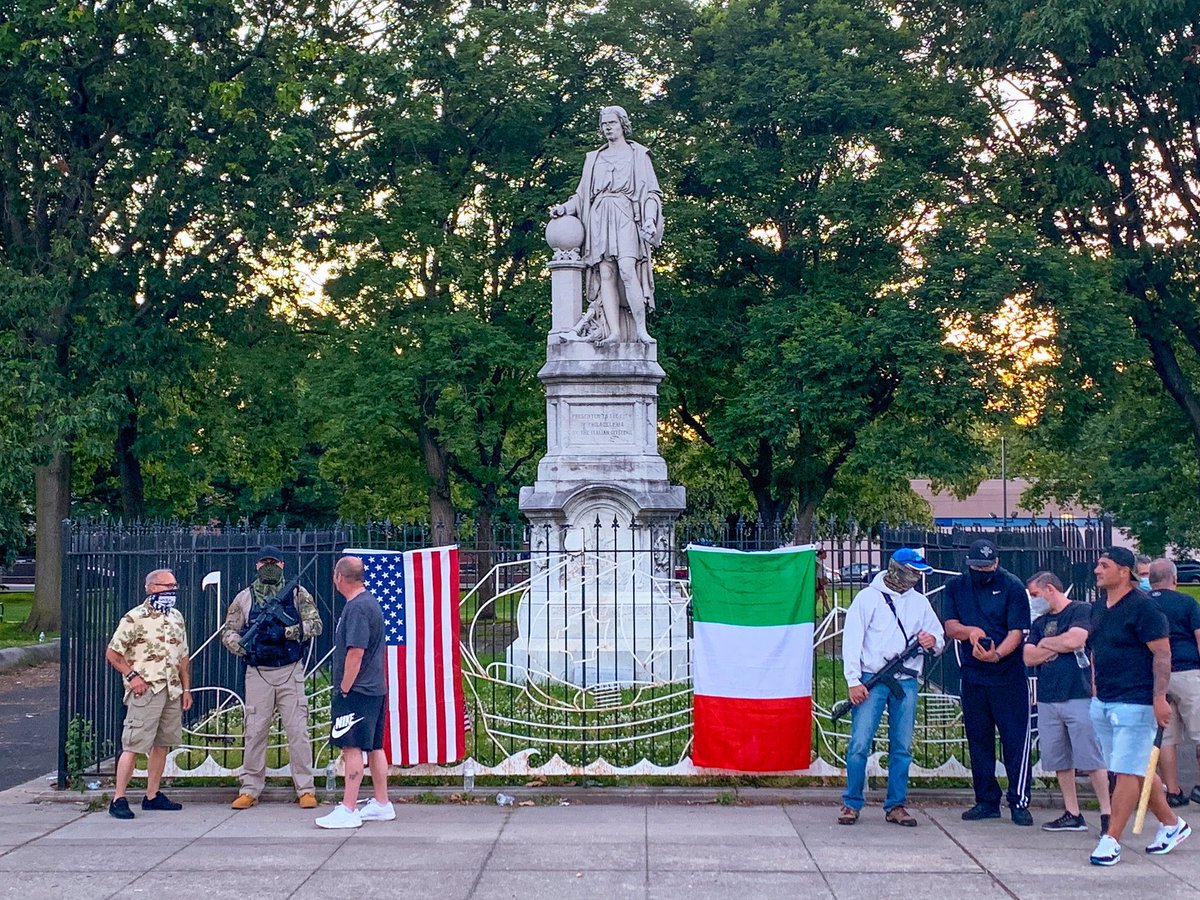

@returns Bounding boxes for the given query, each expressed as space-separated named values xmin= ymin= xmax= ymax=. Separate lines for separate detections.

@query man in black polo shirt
xmin=944 ymin=539 xmax=1033 ymax=825
xmin=1147 ymin=558 xmax=1200 ymax=808
xmin=1087 ymin=547 xmax=1187 ymax=866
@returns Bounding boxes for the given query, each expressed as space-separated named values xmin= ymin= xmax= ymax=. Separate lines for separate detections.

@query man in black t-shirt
xmin=1087 ymin=547 xmax=1188 ymax=867
xmin=1147 ymin=558 xmax=1200 ymax=808
xmin=315 ymin=556 xmax=393 ymax=830
xmin=1024 ymin=571 xmax=1110 ymax=832
xmin=943 ymin=539 xmax=1033 ymax=825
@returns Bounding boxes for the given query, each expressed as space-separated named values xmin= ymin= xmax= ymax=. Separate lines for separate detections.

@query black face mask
xmin=970 ymin=568 xmax=996 ymax=587
xmin=147 ymin=592 xmax=177 ymax=613
xmin=257 ymin=563 xmax=284 ymax=586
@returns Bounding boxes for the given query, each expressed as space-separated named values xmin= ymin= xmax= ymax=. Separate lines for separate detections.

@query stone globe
xmin=546 ymin=214 xmax=585 ymax=253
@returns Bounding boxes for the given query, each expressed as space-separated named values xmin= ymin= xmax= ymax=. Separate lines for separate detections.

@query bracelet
xmin=125 ymin=670 xmax=141 ymax=682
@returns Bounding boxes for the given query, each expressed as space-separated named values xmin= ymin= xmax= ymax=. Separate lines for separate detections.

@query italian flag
xmin=688 ymin=544 xmax=815 ymax=771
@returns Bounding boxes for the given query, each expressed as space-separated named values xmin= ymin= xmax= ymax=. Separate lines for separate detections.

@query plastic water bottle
xmin=463 ymin=759 xmax=475 ymax=793
xmin=38 ymin=631 xmax=45 ymax=643
xmin=1074 ymin=648 xmax=1089 ymax=668
xmin=324 ymin=760 xmax=336 ymax=792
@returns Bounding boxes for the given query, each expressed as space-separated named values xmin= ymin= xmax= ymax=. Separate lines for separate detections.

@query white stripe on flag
xmin=440 ymin=549 xmax=456 ymax=760
xmin=402 ymin=551 xmax=419 ymax=760
xmin=692 ymin=621 xmax=814 ymax=700
xmin=387 ymin=644 xmax=401 ymax=759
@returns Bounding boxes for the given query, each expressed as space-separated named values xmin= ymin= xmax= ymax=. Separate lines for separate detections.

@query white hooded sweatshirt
xmin=842 ymin=571 xmax=946 ymax=689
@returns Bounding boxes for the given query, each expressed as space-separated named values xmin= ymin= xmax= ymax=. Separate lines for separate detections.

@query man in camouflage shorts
xmin=105 ymin=568 xmax=192 ymax=820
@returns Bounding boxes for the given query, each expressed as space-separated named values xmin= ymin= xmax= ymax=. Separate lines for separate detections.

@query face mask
xmin=970 ymin=568 xmax=995 ymax=587
xmin=1139 ymin=577 xmax=1151 ymax=591
xmin=147 ymin=592 xmax=177 ymax=613
xmin=883 ymin=560 xmax=921 ymax=593
xmin=257 ymin=563 xmax=284 ymax=586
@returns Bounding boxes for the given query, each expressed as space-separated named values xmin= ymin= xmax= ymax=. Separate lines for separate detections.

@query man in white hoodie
xmin=839 ymin=548 xmax=945 ymax=826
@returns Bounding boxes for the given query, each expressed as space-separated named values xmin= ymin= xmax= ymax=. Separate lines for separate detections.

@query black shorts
xmin=330 ymin=690 xmax=386 ymax=751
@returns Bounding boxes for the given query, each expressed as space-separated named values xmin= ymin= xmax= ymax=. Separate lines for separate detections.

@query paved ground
xmin=0 ymin=663 xmax=57 ymax=791
xmin=1 ymin=786 xmax=1198 ymax=900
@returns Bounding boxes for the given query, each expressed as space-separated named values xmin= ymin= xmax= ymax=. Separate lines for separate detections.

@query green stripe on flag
xmin=688 ymin=546 xmax=815 ymax=628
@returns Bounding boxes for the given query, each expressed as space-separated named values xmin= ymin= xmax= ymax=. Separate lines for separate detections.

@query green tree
xmin=0 ymin=0 xmax=357 ymax=629
xmin=899 ymin=0 xmax=1200 ymax=547
xmin=315 ymin=0 xmax=696 ymax=536
xmin=656 ymin=0 xmax=997 ymax=537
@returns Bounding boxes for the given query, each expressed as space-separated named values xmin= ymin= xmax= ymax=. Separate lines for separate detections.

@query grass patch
xmin=0 ymin=594 xmax=58 ymax=648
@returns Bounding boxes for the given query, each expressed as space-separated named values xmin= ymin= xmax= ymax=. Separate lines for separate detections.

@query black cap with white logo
xmin=965 ymin=539 xmax=998 ymax=567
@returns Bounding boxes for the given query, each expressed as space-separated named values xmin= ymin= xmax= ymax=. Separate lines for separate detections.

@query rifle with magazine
xmin=830 ymin=635 xmax=924 ymax=723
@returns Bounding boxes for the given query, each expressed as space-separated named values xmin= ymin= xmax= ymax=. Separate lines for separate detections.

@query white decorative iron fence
xmin=57 ymin=517 xmax=1112 ymax=784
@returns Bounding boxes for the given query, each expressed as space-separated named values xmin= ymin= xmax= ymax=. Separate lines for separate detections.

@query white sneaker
xmin=1090 ymin=834 xmax=1121 ymax=866
xmin=315 ymin=804 xmax=362 ymax=829
xmin=1146 ymin=816 xmax=1191 ymax=855
xmin=359 ymin=798 xmax=396 ymax=822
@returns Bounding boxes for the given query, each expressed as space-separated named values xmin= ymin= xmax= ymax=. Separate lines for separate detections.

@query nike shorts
xmin=330 ymin=690 xmax=386 ymax=751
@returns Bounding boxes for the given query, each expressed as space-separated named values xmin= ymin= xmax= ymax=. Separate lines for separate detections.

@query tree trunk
xmin=472 ymin=501 xmax=497 ymax=621
xmin=417 ymin=423 xmax=455 ymax=543
xmin=793 ymin=502 xmax=817 ymax=545
xmin=25 ymin=450 xmax=71 ymax=633
xmin=115 ymin=400 xmax=146 ymax=520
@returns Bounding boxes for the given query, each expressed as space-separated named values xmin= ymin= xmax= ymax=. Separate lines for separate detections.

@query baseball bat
xmin=1132 ymin=725 xmax=1165 ymax=835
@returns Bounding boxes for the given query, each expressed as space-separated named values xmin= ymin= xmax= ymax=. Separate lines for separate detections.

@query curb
xmin=23 ymin=782 xmax=1070 ymax=809
xmin=0 ymin=639 xmax=59 ymax=674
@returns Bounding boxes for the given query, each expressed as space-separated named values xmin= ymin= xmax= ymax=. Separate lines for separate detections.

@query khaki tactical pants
xmin=240 ymin=661 xmax=315 ymax=797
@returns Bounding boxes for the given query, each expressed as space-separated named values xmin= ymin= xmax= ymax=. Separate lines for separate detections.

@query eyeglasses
xmin=152 ymin=582 xmax=179 ymax=589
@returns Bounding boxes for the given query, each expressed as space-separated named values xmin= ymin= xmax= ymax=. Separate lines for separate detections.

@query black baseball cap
xmin=1101 ymin=546 xmax=1137 ymax=572
xmin=256 ymin=545 xmax=286 ymax=563
xmin=966 ymin=539 xmax=998 ymax=567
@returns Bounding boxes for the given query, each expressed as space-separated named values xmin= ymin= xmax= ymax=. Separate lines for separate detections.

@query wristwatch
xmin=125 ymin=670 xmax=141 ymax=682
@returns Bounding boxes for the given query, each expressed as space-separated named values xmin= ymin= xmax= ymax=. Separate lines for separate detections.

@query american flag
xmin=347 ymin=546 xmax=465 ymax=765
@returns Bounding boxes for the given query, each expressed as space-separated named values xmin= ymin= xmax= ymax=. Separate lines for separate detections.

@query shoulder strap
xmin=879 ymin=590 xmax=910 ymax=642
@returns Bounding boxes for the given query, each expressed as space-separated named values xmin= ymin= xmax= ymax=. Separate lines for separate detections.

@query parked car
xmin=836 ymin=562 xmax=873 ymax=584
xmin=1175 ymin=559 xmax=1200 ymax=584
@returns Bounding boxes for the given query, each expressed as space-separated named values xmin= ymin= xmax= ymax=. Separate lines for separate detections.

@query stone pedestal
xmin=511 ymin=242 xmax=687 ymax=687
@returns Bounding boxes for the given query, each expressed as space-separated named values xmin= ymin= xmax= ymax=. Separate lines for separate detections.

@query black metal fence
xmin=59 ymin=516 xmax=1112 ymax=783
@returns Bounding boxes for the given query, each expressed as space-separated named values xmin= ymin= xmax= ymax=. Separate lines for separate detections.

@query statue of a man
xmin=551 ymin=105 xmax=663 ymax=345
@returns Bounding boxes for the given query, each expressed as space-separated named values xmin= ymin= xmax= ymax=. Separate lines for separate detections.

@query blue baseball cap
xmin=892 ymin=547 xmax=933 ymax=573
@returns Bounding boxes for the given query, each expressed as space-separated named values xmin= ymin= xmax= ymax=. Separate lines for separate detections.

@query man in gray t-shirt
xmin=315 ymin=556 xmax=395 ymax=830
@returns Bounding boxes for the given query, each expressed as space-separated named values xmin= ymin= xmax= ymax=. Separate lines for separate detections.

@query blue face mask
xmin=1139 ymin=577 xmax=1151 ymax=592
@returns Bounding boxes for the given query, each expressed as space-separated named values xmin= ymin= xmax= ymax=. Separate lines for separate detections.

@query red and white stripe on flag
xmin=351 ymin=545 xmax=465 ymax=765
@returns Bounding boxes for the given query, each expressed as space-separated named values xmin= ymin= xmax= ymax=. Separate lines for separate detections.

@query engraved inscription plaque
xmin=570 ymin=405 xmax=636 ymax=445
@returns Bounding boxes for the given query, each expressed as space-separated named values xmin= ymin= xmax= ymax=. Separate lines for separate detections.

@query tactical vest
xmin=243 ymin=585 xmax=306 ymax=668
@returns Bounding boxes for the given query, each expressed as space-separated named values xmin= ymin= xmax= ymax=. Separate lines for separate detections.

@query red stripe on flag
xmin=449 ymin=548 xmax=465 ymax=752
xmin=413 ymin=550 xmax=429 ymax=763
xmin=692 ymin=694 xmax=812 ymax=771
xmin=382 ymin=645 xmax=392 ymax=763
xmin=432 ymin=550 xmax=448 ymax=763
xmin=395 ymin=646 xmax=408 ymax=765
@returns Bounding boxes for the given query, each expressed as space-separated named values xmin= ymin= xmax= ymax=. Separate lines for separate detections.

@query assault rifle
xmin=238 ymin=577 xmax=302 ymax=654
xmin=829 ymin=635 xmax=924 ymax=723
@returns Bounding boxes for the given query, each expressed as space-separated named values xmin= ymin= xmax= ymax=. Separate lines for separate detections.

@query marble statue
xmin=550 ymin=105 xmax=663 ymax=345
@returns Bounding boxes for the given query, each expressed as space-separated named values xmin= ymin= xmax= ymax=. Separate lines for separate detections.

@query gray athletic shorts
xmin=1038 ymin=697 xmax=1106 ymax=772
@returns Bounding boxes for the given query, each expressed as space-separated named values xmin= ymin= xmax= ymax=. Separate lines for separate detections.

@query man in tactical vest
xmin=221 ymin=546 xmax=323 ymax=809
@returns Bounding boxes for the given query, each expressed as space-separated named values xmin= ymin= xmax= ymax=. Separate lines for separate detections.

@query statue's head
xmin=598 ymin=106 xmax=632 ymax=139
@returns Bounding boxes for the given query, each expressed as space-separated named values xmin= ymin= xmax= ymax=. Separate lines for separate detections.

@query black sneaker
xmin=142 ymin=791 xmax=182 ymax=811
xmin=1101 ymin=814 xmax=1111 ymax=835
xmin=109 ymin=797 xmax=134 ymax=820
xmin=1011 ymin=807 xmax=1034 ymax=827
xmin=962 ymin=803 xmax=1001 ymax=821
xmin=1042 ymin=811 xmax=1087 ymax=832
xmin=1190 ymin=786 xmax=1200 ymax=806
xmin=1166 ymin=790 xmax=1189 ymax=808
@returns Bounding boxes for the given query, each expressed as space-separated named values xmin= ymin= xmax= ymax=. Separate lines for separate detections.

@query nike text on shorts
xmin=329 ymin=689 xmax=387 ymax=750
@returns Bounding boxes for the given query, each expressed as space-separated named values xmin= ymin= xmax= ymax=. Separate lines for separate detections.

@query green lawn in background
xmin=0 ymin=593 xmax=58 ymax=648
xmin=1178 ymin=585 xmax=1200 ymax=602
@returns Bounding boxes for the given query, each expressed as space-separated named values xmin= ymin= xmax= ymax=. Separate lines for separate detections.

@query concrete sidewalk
xmin=1 ymin=784 xmax=1197 ymax=900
